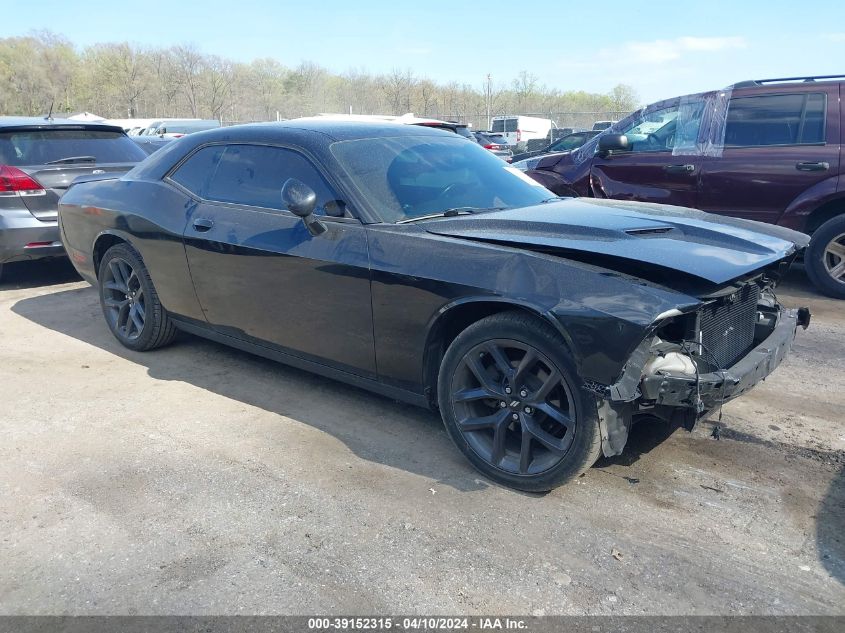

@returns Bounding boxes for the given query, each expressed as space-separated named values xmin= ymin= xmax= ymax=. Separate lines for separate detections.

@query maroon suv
xmin=525 ymin=75 xmax=845 ymax=298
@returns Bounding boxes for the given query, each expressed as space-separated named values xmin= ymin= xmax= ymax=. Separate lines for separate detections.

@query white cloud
xmin=397 ymin=46 xmax=431 ymax=56
xmin=676 ymin=36 xmax=747 ymax=52
xmin=821 ymin=32 xmax=845 ymax=42
xmin=600 ymin=36 xmax=747 ymax=65
xmin=552 ymin=36 xmax=750 ymax=103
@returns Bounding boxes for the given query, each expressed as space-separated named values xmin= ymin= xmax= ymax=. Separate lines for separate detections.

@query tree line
xmin=0 ymin=32 xmax=640 ymax=131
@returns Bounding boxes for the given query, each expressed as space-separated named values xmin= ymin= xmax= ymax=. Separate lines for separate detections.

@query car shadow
xmin=12 ymin=286 xmax=551 ymax=495
xmin=818 ymin=464 xmax=845 ymax=585
xmin=594 ymin=416 xmax=677 ymax=470
xmin=0 ymin=258 xmax=81 ymax=290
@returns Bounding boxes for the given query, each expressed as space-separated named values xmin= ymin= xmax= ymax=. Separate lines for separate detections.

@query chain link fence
xmin=222 ymin=110 xmax=631 ymax=131
xmin=428 ymin=111 xmax=632 ymax=133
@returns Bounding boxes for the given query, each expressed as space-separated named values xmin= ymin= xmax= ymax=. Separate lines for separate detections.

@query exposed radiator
xmin=698 ymin=283 xmax=761 ymax=371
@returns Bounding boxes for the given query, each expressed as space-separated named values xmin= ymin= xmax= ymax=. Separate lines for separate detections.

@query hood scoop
xmin=624 ymin=225 xmax=675 ymax=237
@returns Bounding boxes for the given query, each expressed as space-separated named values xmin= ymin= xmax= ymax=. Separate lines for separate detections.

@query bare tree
xmin=204 ymin=55 xmax=232 ymax=119
xmin=171 ymin=45 xmax=204 ymax=117
xmin=0 ymin=32 xmax=640 ymax=129
xmin=381 ymin=68 xmax=416 ymax=114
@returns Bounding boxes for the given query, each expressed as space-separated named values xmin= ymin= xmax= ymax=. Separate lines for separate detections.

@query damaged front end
xmin=589 ymin=274 xmax=811 ymax=457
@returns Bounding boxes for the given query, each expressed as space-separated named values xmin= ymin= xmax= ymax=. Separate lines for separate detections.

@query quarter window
xmin=170 ymin=145 xmax=225 ymax=196
xmin=724 ymin=93 xmax=826 ymax=147
xmin=170 ymin=144 xmax=341 ymax=215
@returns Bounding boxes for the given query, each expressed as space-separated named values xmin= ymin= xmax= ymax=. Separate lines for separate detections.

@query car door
xmin=171 ymin=143 xmax=376 ymax=377
xmin=697 ymin=86 xmax=840 ymax=223
xmin=588 ymin=99 xmax=703 ymax=208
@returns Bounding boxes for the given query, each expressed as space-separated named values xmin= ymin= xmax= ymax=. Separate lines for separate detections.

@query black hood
xmin=421 ymin=198 xmax=808 ymax=286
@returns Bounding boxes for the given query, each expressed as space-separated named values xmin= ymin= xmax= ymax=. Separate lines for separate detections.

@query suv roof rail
xmin=732 ymin=74 xmax=845 ymax=88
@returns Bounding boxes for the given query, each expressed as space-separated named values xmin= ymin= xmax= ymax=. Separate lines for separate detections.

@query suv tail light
xmin=484 ymin=144 xmax=498 ymax=150
xmin=516 ymin=129 xmax=522 ymax=142
xmin=0 ymin=165 xmax=46 ymax=195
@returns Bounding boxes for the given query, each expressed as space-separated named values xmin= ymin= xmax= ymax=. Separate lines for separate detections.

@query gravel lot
xmin=1 ymin=259 xmax=843 ymax=615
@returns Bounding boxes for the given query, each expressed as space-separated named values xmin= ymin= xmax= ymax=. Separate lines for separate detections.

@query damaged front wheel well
xmin=423 ymin=302 xmax=560 ymax=408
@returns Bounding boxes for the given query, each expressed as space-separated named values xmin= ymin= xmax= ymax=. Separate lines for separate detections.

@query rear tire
xmin=437 ymin=311 xmax=602 ymax=492
xmin=806 ymin=214 xmax=845 ymax=299
xmin=97 ymin=243 xmax=177 ymax=351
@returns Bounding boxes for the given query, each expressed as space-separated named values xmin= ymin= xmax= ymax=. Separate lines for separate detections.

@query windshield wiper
xmin=397 ymin=206 xmax=507 ymax=224
xmin=540 ymin=196 xmax=568 ymax=203
xmin=45 ymin=156 xmax=97 ymax=165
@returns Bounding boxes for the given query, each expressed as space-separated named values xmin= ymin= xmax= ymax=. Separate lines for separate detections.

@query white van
xmin=491 ymin=115 xmax=554 ymax=148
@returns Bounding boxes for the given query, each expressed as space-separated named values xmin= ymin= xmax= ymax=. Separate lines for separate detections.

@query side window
xmin=724 ymin=93 xmax=826 ymax=147
xmin=618 ymin=104 xmax=697 ymax=153
xmin=188 ymin=145 xmax=341 ymax=216
xmin=170 ymin=145 xmax=225 ymax=197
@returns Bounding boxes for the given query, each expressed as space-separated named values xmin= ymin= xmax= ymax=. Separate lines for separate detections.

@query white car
xmin=309 ymin=113 xmax=475 ymax=139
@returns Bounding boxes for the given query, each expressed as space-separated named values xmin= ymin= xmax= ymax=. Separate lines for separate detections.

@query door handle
xmin=192 ymin=218 xmax=214 ymax=232
xmin=796 ymin=161 xmax=829 ymax=172
xmin=663 ymin=164 xmax=695 ymax=174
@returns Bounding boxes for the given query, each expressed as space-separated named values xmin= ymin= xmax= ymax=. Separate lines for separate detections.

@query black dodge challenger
xmin=58 ymin=120 xmax=810 ymax=491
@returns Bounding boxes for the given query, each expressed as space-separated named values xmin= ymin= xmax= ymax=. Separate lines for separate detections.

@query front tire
xmin=98 ymin=243 xmax=177 ymax=351
xmin=806 ymin=214 xmax=845 ymax=299
xmin=437 ymin=311 xmax=602 ymax=492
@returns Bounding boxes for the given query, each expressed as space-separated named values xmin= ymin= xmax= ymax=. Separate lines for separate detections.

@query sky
xmin=2 ymin=0 xmax=845 ymax=104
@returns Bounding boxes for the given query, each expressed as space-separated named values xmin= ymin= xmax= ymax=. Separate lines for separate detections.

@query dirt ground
xmin=1 ymin=259 xmax=843 ymax=615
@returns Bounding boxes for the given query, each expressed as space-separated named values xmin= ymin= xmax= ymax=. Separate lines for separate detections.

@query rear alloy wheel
xmin=806 ymin=215 xmax=845 ymax=299
xmin=98 ymin=243 xmax=177 ymax=351
xmin=438 ymin=311 xmax=602 ymax=491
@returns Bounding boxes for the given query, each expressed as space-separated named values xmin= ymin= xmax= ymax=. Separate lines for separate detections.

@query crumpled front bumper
xmin=640 ymin=308 xmax=801 ymax=410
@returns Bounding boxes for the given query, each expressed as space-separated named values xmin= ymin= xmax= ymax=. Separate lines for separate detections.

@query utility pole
xmin=486 ymin=73 xmax=492 ymax=131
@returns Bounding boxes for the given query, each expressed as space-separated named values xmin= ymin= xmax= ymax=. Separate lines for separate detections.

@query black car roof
xmin=200 ymin=119 xmax=455 ymax=143
xmin=130 ymin=118 xmax=460 ymax=183
xmin=0 ymin=116 xmax=124 ymax=133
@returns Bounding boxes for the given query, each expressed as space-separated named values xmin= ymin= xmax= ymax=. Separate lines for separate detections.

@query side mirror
xmin=281 ymin=178 xmax=326 ymax=237
xmin=597 ymin=133 xmax=629 ymax=155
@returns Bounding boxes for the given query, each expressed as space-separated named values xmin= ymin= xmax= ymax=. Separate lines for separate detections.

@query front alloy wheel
xmin=451 ymin=340 xmax=576 ymax=476
xmin=821 ymin=232 xmax=845 ymax=285
xmin=438 ymin=311 xmax=602 ymax=491
xmin=806 ymin=214 xmax=845 ymax=300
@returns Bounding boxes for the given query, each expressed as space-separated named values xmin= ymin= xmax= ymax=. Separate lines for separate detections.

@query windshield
xmin=330 ymin=135 xmax=552 ymax=223
xmin=0 ymin=129 xmax=147 ymax=165
xmin=550 ymin=133 xmax=588 ymax=152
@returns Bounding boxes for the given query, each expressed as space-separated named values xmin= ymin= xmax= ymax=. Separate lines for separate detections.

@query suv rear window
xmin=724 ymin=93 xmax=826 ymax=147
xmin=455 ymin=126 xmax=474 ymax=140
xmin=0 ymin=129 xmax=147 ymax=165
xmin=479 ymin=134 xmax=508 ymax=145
